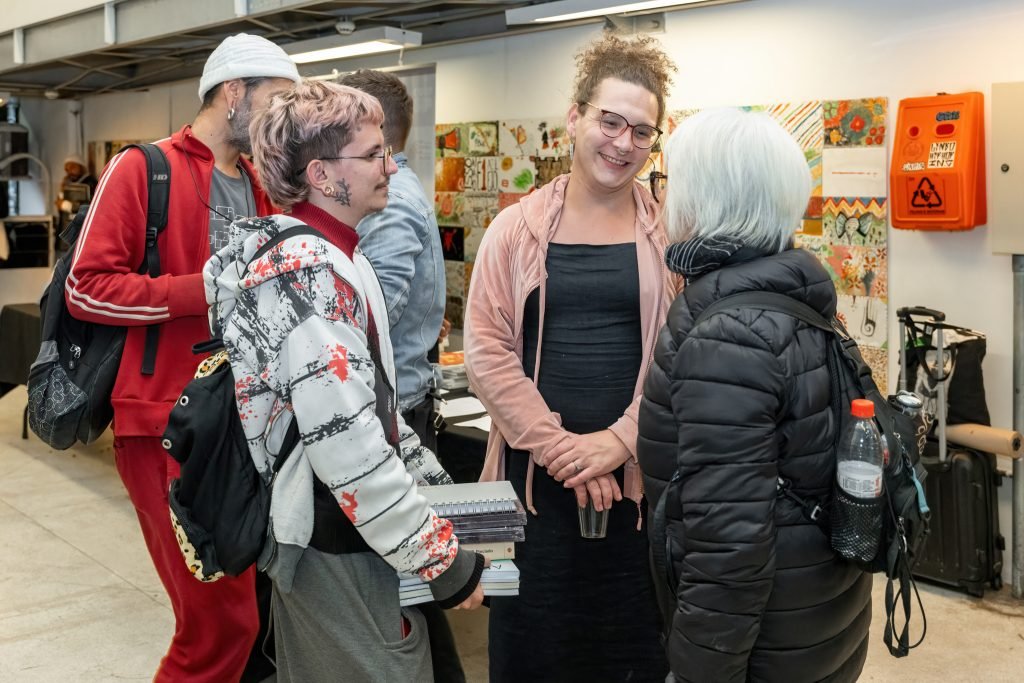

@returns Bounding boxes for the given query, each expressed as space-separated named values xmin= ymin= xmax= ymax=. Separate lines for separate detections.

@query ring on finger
xmin=573 ymin=461 xmax=582 ymax=474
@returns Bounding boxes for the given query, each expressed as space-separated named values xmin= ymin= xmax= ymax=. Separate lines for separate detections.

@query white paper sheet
xmin=452 ymin=415 xmax=492 ymax=432
xmin=440 ymin=396 xmax=486 ymax=418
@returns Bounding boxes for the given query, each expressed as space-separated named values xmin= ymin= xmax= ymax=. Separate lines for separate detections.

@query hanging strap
xmin=882 ymin=531 xmax=927 ymax=657
xmin=119 ymin=143 xmax=171 ymax=376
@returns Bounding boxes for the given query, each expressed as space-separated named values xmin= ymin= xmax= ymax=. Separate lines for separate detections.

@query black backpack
xmin=27 ymin=143 xmax=169 ymax=449
xmin=691 ymin=291 xmax=930 ymax=658
xmin=164 ymin=339 xmax=300 ymax=582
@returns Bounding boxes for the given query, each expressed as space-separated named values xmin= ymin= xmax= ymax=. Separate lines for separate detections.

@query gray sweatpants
xmin=271 ymin=547 xmax=433 ymax=683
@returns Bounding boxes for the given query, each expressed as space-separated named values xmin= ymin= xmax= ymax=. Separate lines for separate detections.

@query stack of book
xmin=399 ymin=561 xmax=521 ymax=607
xmin=438 ymin=350 xmax=469 ymax=390
xmin=399 ymin=481 xmax=526 ymax=606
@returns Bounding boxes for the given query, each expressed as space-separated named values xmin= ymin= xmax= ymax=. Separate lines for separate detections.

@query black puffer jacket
xmin=638 ymin=245 xmax=871 ymax=683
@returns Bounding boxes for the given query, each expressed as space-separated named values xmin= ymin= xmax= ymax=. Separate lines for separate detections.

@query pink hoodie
xmin=464 ymin=174 xmax=676 ymax=515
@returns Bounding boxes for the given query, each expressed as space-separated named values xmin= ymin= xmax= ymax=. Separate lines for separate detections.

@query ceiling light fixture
xmin=286 ymin=26 xmax=421 ymax=65
xmin=506 ymin=0 xmax=745 ymax=24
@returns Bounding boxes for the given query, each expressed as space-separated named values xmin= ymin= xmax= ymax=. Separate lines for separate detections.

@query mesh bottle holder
xmin=831 ymin=488 xmax=884 ymax=565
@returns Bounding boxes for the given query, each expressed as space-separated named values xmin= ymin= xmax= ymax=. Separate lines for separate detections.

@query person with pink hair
xmin=203 ymin=80 xmax=485 ymax=682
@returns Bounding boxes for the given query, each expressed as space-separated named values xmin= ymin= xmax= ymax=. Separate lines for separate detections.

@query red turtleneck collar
xmin=288 ymin=202 xmax=359 ymax=259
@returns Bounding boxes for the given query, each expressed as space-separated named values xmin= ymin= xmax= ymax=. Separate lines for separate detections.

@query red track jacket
xmin=66 ymin=125 xmax=275 ymax=437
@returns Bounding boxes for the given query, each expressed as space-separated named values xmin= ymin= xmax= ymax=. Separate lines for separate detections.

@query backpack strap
xmin=694 ymin=290 xmax=834 ymax=332
xmin=119 ymin=143 xmax=171 ymax=376
xmin=696 ymin=292 xmax=841 ymax=525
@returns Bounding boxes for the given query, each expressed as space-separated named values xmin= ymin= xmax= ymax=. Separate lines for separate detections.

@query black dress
xmin=488 ymin=242 xmax=668 ymax=683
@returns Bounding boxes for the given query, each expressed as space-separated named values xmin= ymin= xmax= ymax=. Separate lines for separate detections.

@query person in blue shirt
xmin=341 ymin=70 xmax=446 ymax=453
xmin=341 ymin=69 xmax=464 ymax=683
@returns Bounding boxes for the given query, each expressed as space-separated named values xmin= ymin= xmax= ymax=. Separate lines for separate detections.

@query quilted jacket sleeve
xmin=666 ymin=309 xmax=787 ymax=682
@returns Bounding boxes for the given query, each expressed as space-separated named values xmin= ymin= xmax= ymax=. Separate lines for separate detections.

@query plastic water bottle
xmin=836 ymin=399 xmax=884 ymax=499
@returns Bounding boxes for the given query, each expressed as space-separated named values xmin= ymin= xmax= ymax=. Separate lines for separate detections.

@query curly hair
xmin=249 ymin=80 xmax=384 ymax=210
xmin=572 ymin=33 xmax=676 ymax=125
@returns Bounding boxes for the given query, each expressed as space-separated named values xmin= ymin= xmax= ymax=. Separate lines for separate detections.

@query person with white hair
xmin=65 ymin=33 xmax=299 ymax=681
xmin=637 ymin=108 xmax=872 ymax=682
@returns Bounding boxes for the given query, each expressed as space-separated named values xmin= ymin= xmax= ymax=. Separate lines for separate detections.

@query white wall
xmin=12 ymin=0 xmax=1023 ymax=580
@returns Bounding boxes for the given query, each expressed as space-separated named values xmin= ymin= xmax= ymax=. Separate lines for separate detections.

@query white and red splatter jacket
xmin=203 ymin=204 xmax=479 ymax=600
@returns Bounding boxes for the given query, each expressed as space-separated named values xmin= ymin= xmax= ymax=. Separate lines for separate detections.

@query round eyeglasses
xmin=583 ymin=103 xmax=663 ymax=149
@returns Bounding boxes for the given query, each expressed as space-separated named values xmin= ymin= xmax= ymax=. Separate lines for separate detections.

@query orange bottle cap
xmin=851 ymin=399 xmax=875 ymax=418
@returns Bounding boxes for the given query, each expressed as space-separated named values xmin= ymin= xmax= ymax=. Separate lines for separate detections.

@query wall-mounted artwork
xmin=435 ymin=116 xmax=571 ymax=327
xmin=668 ymin=97 xmax=890 ymax=386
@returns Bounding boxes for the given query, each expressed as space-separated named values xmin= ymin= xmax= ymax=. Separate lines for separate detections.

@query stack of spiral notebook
xmin=399 ymin=481 xmax=526 ymax=606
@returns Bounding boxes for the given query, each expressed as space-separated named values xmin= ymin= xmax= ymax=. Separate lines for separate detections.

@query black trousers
xmin=403 ymin=395 xmax=466 ymax=683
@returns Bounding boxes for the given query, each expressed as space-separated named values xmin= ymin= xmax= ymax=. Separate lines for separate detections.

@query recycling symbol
xmin=911 ymin=177 xmax=942 ymax=209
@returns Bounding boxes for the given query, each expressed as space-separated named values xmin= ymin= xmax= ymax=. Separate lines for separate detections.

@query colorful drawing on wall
xmin=435 ymin=157 xmax=466 ymax=192
xmin=798 ymin=239 xmax=888 ymax=299
xmin=823 ymin=98 xmax=886 ymax=147
xmin=435 ymin=124 xmax=465 ymax=157
xmin=462 ymin=191 xmax=499 ymax=230
xmin=464 ymin=157 xmax=500 ymax=192
xmin=435 ymin=192 xmax=465 ymax=226
xmin=466 ymin=122 xmax=499 ymax=156
xmin=800 ymin=218 xmax=823 ymax=237
xmin=823 ymin=197 xmax=887 ymax=246
xmin=440 ymin=226 xmax=465 ymax=261
xmin=836 ymin=294 xmax=888 ymax=347
xmin=499 ymin=157 xmax=538 ymax=193
xmin=499 ymin=192 xmax=529 ymax=211
xmin=500 ymin=119 xmax=571 ymax=158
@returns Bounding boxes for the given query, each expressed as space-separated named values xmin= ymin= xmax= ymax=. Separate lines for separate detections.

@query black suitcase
xmin=897 ymin=307 xmax=1004 ymax=597
xmin=914 ymin=446 xmax=1004 ymax=596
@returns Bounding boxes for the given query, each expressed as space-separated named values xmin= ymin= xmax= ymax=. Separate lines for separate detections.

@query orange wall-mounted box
xmin=890 ymin=92 xmax=986 ymax=230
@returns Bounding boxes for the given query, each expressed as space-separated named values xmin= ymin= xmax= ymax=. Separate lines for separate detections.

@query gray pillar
xmin=1011 ymin=256 xmax=1024 ymax=598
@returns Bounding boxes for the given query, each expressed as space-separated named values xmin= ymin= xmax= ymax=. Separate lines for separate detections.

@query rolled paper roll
xmin=945 ymin=423 xmax=1022 ymax=458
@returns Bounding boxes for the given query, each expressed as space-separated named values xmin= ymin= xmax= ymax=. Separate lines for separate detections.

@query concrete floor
xmin=1 ymin=386 xmax=1022 ymax=681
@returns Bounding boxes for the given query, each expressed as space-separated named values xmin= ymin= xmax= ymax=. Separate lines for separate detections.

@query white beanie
xmin=198 ymin=33 xmax=301 ymax=101
xmin=64 ymin=154 xmax=86 ymax=167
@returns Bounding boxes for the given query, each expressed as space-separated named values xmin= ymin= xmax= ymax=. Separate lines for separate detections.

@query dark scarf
xmin=665 ymin=235 xmax=746 ymax=284
xmin=665 ymin=235 xmax=789 ymax=285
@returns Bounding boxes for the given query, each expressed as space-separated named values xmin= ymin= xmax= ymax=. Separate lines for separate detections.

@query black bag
xmin=163 ymin=228 xmax=317 ymax=581
xmin=27 ymin=144 xmax=169 ymax=449
xmin=164 ymin=341 xmax=300 ymax=581
xmin=897 ymin=307 xmax=1004 ymax=597
xmin=691 ymin=291 xmax=930 ymax=658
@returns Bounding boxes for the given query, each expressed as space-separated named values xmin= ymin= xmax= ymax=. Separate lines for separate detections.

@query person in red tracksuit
xmin=65 ymin=34 xmax=299 ymax=682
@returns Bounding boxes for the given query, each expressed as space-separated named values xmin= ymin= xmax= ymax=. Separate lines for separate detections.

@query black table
xmin=0 ymin=302 xmax=41 ymax=438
